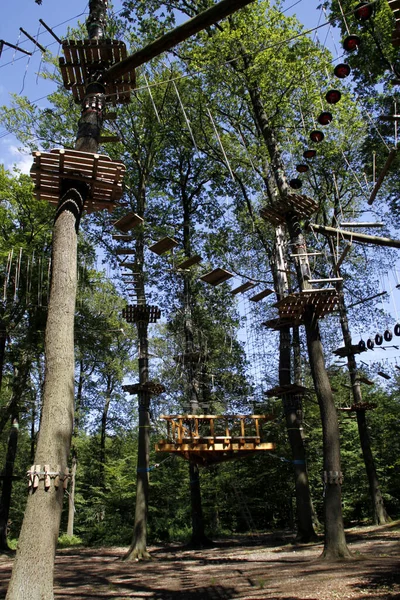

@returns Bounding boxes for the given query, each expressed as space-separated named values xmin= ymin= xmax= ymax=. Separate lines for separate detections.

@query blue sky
xmin=0 ymin=0 xmax=326 ymax=172
xmin=0 ymin=0 xmax=124 ymax=171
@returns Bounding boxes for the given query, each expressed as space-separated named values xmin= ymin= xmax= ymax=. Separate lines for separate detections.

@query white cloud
xmin=2 ymin=144 xmax=32 ymax=175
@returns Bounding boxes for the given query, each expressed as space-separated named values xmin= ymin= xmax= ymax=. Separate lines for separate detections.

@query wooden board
xmin=123 ymin=382 xmax=165 ymax=396
xmin=231 ymin=281 xmax=256 ymax=295
xmin=260 ymin=193 xmax=319 ymax=225
xmin=30 ymin=149 xmax=125 ymax=212
xmin=149 ymin=237 xmax=179 ymax=255
xmin=272 ymin=289 xmax=339 ymax=323
xmin=122 ymin=304 xmax=161 ymax=323
xmin=200 ymin=268 xmax=234 ymax=286
xmin=176 ymin=255 xmax=202 ymax=269
xmin=265 ymin=384 xmax=312 ymax=398
xmin=113 ymin=212 xmax=143 ymax=232
xmin=249 ymin=288 xmax=274 ymax=302
xmin=59 ymin=39 xmax=135 ymax=105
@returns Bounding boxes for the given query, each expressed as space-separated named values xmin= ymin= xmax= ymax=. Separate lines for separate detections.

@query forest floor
xmin=0 ymin=521 xmax=399 ymax=599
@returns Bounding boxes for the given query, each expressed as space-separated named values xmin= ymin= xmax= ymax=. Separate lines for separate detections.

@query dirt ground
xmin=0 ymin=523 xmax=399 ymax=599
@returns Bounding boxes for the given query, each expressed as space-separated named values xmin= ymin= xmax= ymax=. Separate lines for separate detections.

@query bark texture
xmin=6 ymin=4 xmax=106 ymax=593
xmin=0 ymin=419 xmax=19 ymax=552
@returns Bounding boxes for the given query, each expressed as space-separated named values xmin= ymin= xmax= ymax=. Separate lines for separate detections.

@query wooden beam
xmin=309 ymin=223 xmax=400 ymax=249
xmin=368 ymin=149 xmax=397 ymax=205
xmin=103 ymin=0 xmax=256 ymax=81
xmin=334 ymin=242 xmax=352 ymax=274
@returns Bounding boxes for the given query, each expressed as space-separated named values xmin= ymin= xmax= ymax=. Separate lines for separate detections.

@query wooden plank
xmin=334 ymin=243 xmax=352 ymax=274
xmin=155 ymin=441 xmax=275 ymax=452
xmin=249 ymin=288 xmax=274 ymax=302
xmin=113 ymin=212 xmax=143 ymax=232
xmin=104 ymin=0 xmax=257 ymax=81
xmin=200 ymin=268 xmax=234 ymax=286
xmin=368 ymin=149 xmax=397 ymax=205
xmin=149 ymin=236 xmax=179 ymax=255
xmin=231 ymin=281 xmax=256 ymax=295
xmin=176 ymin=255 xmax=202 ymax=269
xmin=309 ymin=222 xmax=400 ymax=249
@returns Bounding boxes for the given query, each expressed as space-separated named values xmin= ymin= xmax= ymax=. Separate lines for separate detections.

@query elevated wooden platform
xmin=122 ymin=304 xmax=161 ymax=323
xmin=200 ymin=268 xmax=234 ymax=286
xmin=231 ymin=281 xmax=256 ymax=295
xmin=273 ymin=289 xmax=339 ymax=324
xmin=113 ymin=212 xmax=143 ymax=232
xmin=333 ymin=345 xmax=367 ymax=357
xmin=338 ymin=402 xmax=377 ymax=412
xmin=155 ymin=414 xmax=275 ymax=466
xmin=176 ymin=255 xmax=202 ymax=269
xmin=265 ymin=384 xmax=312 ymax=398
xmin=149 ymin=237 xmax=179 ymax=255
xmin=30 ymin=149 xmax=125 ymax=212
xmin=59 ymin=39 xmax=135 ymax=104
xmin=123 ymin=382 xmax=165 ymax=396
xmin=262 ymin=316 xmax=297 ymax=330
xmin=260 ymin=193 xmax=319 ymax=226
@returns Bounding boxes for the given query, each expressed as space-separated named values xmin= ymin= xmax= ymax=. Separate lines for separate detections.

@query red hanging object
xmin=290 ymin=178 xmax=302 ymax=190
xmin=354 ymin=2 xmax=374 ymax=21
xmin=296 ymin=164 xmax=309 ymax=173
xmin=303 ymin=149 xmax=316 ymax=159
xmin=318 ymin=111 xmax=333 ymax=126
xmin=334 ymin=63 xmax=351 ymax=78
xmin=326 ymin=90 xmax=342 ymax=104
xmin=343 ymin=34 xmax=361 ymax=52
xmin=310 ymin=130 xmax=324 ymax=143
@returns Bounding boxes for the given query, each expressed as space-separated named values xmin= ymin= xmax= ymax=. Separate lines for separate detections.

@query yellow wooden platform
xmin=155 ymin=415 xmax=275 ymax=466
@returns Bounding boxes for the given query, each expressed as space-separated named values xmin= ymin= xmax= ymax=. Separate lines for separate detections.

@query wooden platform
xmin=200 ymin=268 xmax=234 ymax=286
xmin=262 ymin=316 xmax=297 ymax=330
xmin=338 ymin=402 xmax=377 ymax=412
xmin=265 ymin=384 xmax=312 ymax=398
xmin=249 ymin=289 xmax=274 ymax=302
xmin=155 ymin=414 xmax=275 ymax=466
xmin=260 ymin=193 xmax=319 ymax=225
xmin=30 ymin=149 xmax=125 ymax=212
xmin=272 ymin=289 xmax=339 ymax=324
xmin=122 ymin=304 xmax=161 ymax=323
xmin=333 ymin=344 xmax=367 ymax=357
xmin=176 ymin=255 xmax=202 ymax=269
xmin=231 ymin=282 xmax=256 ymax=295
xmin=123 ymin=382 xmax=165 ymax=396
xmin=59 ymin=39 xmax=135 ymax=104
xmin=113 ymin=212 xmax=143 ymax=232
xmin=149 ymin=237 xmax=179 ymax=255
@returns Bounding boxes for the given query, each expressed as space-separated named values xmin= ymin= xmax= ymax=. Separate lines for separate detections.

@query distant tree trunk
xmin=0 ymin=418 xmax=19 ymax=552
xmin=181 ymin=191 xmax=210 ymax=548
xmin=324 ymin=229 xmax=390 ymax=525
xmin=99 ymin=375 xmax=113 ymax=486
xmin=0 ymin=321 xmax=6 ymax=392
xmin=66 ymin=457 xmax=77 ymax=538
xmin=6 ymin=4 xmax=106 ymax=593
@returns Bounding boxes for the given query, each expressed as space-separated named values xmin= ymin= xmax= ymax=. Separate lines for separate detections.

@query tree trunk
xmin=324 ymin=228 xmax=390 ymax=525
xmin=0 ymin=321 xmax=6 ymax=393
xmin=99 ymin=375 xmax=113 ymax=487
xmin=125 ymin=319 xmax=151 ymax=560
xmin=0 ymin=418 xmax=19 ymax=552
xmin=304 ymin=305 xmax=351 ymax=558
xmin=272 ymin=226 xmax=317 ymax=543
xmin=125 ymin=179 xmax=152 ymax=560
xmin=243 ymin=65 xmax=350 ymax=557
xmin=181 ymin=194 xmax=210 ymax=548
xmin=6 ymin=4 xmax=107 ymax=596
xmin=66 ymin=457 xmax=77 ymax=538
